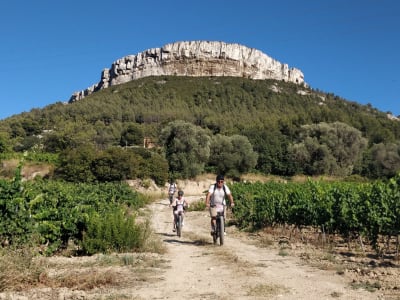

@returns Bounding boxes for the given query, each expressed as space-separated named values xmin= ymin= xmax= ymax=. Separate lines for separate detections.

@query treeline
xmin=0 ymin=76 xmax=399 ymax=182
xmin=230 ymin=174 xmax=400 ymax=255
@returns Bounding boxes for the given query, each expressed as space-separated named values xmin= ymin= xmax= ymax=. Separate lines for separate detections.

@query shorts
xmin=209 ymin=207 xmax=217 ymax=218
xmin=209 ymin=206 xmax=226 ymax=218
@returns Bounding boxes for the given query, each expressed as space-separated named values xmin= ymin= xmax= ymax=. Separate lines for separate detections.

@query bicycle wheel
xmin=218 ymin=215 xmax=224 ymax=246
xmin=176 ymin=214 xmax=182 ymax=237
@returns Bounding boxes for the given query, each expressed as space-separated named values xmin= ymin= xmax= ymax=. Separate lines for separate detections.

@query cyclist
xmin=205 ymin=174 xmax=234 ymax=235
xmin=169 ymin=190 xmax=189 ymax=232
xmin=167 ymin=180 xmax=177 ymax=205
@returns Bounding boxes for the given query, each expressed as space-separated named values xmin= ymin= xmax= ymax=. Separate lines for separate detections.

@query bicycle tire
xmin=218 ymin=215 xmax=224 ymax=246
xmin=176 ymin=214 xmax=182 ymax=237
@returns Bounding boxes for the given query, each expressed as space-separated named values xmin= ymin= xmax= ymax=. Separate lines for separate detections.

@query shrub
xmin=81 ymin=208 xmax=149 ymax=255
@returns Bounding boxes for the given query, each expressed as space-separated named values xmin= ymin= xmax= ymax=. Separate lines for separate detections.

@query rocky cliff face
xmin=69 ymin=41 xmax=305 ymax=102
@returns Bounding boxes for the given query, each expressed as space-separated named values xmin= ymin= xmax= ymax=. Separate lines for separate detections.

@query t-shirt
xmin=208 ymin=183 xmax=231 ymax=206
xmin=168 ymin=183 xmax=177 ymax=194
xmin=172 ymin=197 xmax=186 ymax=213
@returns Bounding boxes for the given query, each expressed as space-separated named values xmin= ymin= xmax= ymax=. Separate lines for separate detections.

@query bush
xmin=187 ymin=198 xmax=206 ymax=211
xmin=81 ymin=208 xmax=150 ymax=255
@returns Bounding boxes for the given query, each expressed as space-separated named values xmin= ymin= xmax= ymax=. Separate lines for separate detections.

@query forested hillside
xmin=0 ymin=76 xmax=399 ymax=182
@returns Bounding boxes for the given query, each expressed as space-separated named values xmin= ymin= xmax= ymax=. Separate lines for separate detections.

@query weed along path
xmin=132 ymin=195 xmax=381 ymax=300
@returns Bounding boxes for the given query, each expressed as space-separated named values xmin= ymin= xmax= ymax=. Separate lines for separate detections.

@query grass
xmin=0 ymin=248 xmax=169 ymax=293
xmin=0 ymin=247 xmax=45 ymax=292
xmin=246 ymin=283 xmax=289 ymax=297
xmin=187 ymin=199 xmax=206 ymax=211
xmin=350 ymin=281 xmax=382 ymax=292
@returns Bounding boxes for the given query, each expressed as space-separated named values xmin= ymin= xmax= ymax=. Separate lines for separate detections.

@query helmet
xmin=178 ymin=190 xmax=184 ymax=196
xmin=216 ymin=174 xmax=224 ymax=182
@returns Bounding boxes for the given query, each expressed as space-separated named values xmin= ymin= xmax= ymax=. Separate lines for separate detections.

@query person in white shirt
xmin=167 ymin=180 xmax=177 ymax=204
xmin=205 ymin=174 xmax=234 ymax=235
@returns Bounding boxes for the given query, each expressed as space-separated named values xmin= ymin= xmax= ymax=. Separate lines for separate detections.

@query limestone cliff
xmin=69 ymin=41 xmax=305 ymax=102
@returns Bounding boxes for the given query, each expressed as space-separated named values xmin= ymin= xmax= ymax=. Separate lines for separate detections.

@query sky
xmin=0 ymin=0 xmax=399 ymax=120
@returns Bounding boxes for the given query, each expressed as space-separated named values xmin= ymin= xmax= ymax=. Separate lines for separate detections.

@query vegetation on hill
xmin=0 ymin=75 xmax=399 ymax=182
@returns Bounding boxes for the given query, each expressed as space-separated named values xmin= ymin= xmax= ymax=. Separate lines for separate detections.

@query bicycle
xmin=174 ymin=206 xmax=185 ymax=237
xmin=212 ymin=204 xmax=225 ymax=246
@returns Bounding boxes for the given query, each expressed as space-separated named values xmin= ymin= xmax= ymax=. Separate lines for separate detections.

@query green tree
xmin=245 ymin=127 xmax=290 ymax=175
xmin=288 ymin=122 xmax=367 ymax=176
xmin=0 ymin=133 xmax=10 ymax=153
xmin=362 ymin=142 xmax=400 ymax=178
xmin=209 ymin=134 xmax=258 ymax=179
xmin=43 ymin=132 xmax=72 ymax=152
xmin=91 ymin=147 xmax=138 ymax=182
xmin=159 ymin=120 xmax=211 ymax=178
xmin=56 ymin=144 xmax=97 ymax=182
xmin=13 ymin=136 xmax=41 ymax=152
xmin=120 ymin=123 xmax=144 ymax=147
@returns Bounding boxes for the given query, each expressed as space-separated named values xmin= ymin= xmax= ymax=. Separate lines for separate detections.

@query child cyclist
xmin=169 ymin=190 xmax=189 ymax=232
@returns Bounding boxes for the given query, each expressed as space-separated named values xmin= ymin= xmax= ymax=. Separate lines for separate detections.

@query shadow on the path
xmin=157 ymin=232 xmax=209 ymax=246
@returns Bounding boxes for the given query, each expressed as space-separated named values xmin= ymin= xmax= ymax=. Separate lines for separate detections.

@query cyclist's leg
xmin=172 ymin=211 xmax=177 ymax=231
xmin=209 ymin=207 xmax=217 ymax=233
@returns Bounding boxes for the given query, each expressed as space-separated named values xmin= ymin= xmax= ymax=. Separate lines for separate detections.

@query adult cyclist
xmin=205 ymin=174 xmax=234 ymax=235
xmin=167 ymin=179 xmax=177 ymax=205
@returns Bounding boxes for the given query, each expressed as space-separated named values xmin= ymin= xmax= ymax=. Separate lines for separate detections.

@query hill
xmin=0 ymin=75 xmax=399 ymax=180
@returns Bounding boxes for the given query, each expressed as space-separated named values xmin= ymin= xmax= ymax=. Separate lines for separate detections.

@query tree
xmin=13 ymin=136 xmax=41 ymax=152
xmin=209 ymin=134 xmax=258 ymax=179
xmin=245 ymin=127 xmax=290 ymax=175
xmin=43 ymin=132 xmax=71 ymax=152
xmin=362 ymin=142 xmax=400 ymax=178
xmin=288 ymin=122 xmax=367 ymax=176
xmin=159 ymin=121 xmax=211 ymax=178
xmin=56 ymin=144 xmax=97 ymax=182
xmin=91 ymin=147 xmax=139 ymax=182
xmin=0 ymin=133 xmax=10 ymax=153
xmin=120 ymin=123 xmax=144 ymax=147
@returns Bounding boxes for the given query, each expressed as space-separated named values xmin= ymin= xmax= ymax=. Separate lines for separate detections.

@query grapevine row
xmin=230 ymin=175 xmax=400 ymax=254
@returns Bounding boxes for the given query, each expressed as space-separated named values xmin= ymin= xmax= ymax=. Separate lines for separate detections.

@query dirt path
xmin=130 ymin=196 xmax=382 ymax=300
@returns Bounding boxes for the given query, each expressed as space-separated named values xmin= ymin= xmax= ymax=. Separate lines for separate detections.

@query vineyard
xmin=230 ymin=175 xmax=400 ymax=257
xmin=1 ymin=165 xmax=399 ymax=259
xmin=0 ymin=165 xmax=150 ymax=256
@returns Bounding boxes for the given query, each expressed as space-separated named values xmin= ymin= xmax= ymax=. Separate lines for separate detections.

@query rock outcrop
xmin=69 ymin=41 xmax=305 ymax=102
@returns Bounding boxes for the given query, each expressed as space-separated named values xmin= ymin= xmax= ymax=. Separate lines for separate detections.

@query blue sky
xmin=0 ymin=0 xmax=399 ymax=120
